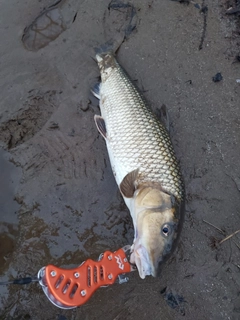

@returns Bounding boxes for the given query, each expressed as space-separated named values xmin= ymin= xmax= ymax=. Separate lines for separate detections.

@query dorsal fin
xmin=119 ymin=169 xmax=139 ymax=198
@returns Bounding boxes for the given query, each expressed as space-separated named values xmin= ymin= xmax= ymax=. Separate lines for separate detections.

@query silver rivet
xmin=81 ymin=290 xmax=86 ymax=297
xmin=74 ymin=272 xmax=80 ymax=278
xmin=124 ymin=258 xmax=127 ymax=262
xmin=50 ymin=271 xmax=56 ymax=277
xmin=108 ymin=274 xmax=112 ymax=280
xmin=108 ymin=255 xmax=112 ymax=260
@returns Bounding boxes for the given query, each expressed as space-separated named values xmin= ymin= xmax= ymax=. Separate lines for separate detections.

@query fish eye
xmin=162 ymin=224 xmax=171 ymax=236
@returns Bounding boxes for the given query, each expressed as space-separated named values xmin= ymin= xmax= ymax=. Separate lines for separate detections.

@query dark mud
xmin=0 ymin=90 xmax=60 ymax=149
xmin=0 ymin=0 xmax=240 ymax=319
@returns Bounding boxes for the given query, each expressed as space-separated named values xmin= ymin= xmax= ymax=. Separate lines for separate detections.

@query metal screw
xmin=108 ymin=274 xmax=112 ymax=280
xmin=50 ymin=271 xmax=56 ymax=277
xmin=124 ymin=258 xmax=127 ymax=262
xmin=108 ymin=255 xmax=112 ymax=260
xmin=81 ymin=290 xmax=86 ymax=297
xmin=74 ymin=272 xmax=80 ymax=278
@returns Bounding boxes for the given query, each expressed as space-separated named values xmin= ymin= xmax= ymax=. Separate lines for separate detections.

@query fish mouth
xmin=130 ymin=245 xmax=150 ymax=279
xmin=130 ymin=243 xmax=160 ymax=279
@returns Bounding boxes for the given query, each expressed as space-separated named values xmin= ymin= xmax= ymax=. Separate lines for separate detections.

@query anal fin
xmin=94 ymin=115 xmax=107 ymax=138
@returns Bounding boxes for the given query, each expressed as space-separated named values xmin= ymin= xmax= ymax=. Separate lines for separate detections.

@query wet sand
xmin=0 ymin=0 xmax=240 ymax=319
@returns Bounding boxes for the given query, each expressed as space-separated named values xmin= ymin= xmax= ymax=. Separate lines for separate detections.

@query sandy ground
xmin=0 ymin=0 xmax=240 ymax=319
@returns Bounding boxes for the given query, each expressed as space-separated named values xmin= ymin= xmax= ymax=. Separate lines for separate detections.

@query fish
xmin=92 ymin=52 xmax=184 ymax=279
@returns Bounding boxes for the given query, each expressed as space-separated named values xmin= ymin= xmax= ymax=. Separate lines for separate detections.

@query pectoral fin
xmin=120 ymin=169 xmax=139 ymax=198
xmin=94 ymin=115 xmax=107 ymax=139
xmin=91 ymin=83 xmax=100 ymax=99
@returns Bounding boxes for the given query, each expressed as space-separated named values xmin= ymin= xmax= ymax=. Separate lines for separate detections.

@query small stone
xmin=212 ymin=73 xmax=223 ymax=82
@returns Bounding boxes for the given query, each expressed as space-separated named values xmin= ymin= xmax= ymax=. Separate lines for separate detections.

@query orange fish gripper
xmin=38 ymin=245 xmax=134 ymax=309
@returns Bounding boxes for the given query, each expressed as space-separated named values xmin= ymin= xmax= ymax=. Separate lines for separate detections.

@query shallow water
xmin=0 ymin=149 xmax=21 ymax=274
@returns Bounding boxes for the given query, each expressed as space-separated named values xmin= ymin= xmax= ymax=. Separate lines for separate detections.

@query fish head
xmin=130 ymin=187 xmax=184 ymax=279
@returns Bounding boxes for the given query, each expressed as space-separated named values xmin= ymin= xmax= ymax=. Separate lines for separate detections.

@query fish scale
xmin=98 ymin=54 xmax=184 ymax=202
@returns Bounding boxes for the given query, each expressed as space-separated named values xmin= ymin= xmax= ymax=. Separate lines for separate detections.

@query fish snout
xmin=131 ymin=245 xmax=162 ymax=278
xmin=130 ymin=243 xmax=152 ymax=279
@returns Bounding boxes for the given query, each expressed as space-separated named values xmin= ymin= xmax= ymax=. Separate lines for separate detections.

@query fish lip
xmin=131 ymin=246 xmax=162 ymax=278
xmin=130 ymin=241 xmax=152 ymax=279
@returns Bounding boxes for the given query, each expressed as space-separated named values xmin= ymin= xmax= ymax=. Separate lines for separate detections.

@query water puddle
xmin=0 ymin=223 xmax=18 ymax=274
xmin=0 ymin=148 xmax=21 ymax=274
xmin=0 ymin=149 xmax=21 ymax=224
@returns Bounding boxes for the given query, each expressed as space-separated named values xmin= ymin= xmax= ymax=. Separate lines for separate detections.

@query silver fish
xmin=93 ymin=52 xmax=184 ymax=279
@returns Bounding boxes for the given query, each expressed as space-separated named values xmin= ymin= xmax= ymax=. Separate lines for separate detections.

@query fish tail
xmin=94 ymin=32 xmax=124 ymax=56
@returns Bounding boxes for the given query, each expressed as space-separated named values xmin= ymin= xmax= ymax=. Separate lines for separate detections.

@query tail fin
xmin=94 ymin=33 xmax=124 ymax=56
xmin=94 ymin=1 xmax=137 ymax=56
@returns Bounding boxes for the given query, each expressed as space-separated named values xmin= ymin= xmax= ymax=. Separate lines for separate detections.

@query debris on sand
xmin=160 ymin=287 xmax=186 ymax=316
xmin=203 ymin=219 xmax=224 ymax=234
xmin=226 ymin=5 xmax=240 ymax=15
xmin=212 ymin=72 xmax=223 ymax=82
xmin=170 ymin=0 xmax=201 ymax=9
xmin=170 ymin=0 xmax=190 ymax=4
xmin=203 ymin=220 xmax=240 ymax=249
xmin=48 ymin=121 xmax=59 ymax=130
xmin=219 ymin=229 xmax=240 ymax=245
